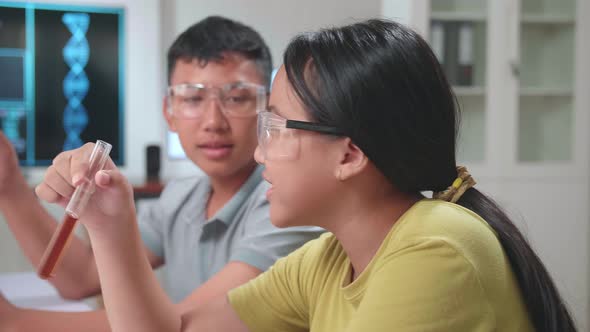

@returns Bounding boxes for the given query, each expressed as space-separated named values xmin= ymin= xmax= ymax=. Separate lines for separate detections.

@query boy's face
xmin=164 ymin=53 xmax=264 ymax=180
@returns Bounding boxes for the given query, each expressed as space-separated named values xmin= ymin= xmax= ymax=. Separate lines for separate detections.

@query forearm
xmin=0 ymin=178 xmax=57 ymax=263
xmin=0 ymin=182 xmax=100 ymax=299
xmin=88 ymin=215 xmax=180 ymax=332
xmin=5 ymin=308 xmax=111 ymax=332
xmin=175 ymin=262 xmax=261 ymax=315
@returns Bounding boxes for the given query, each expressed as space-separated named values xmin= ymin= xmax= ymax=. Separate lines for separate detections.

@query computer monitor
xmin=0 ymin=1 xmax=125 ymax=165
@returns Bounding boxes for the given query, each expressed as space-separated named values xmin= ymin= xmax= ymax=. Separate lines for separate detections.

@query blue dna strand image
xmin=0 ymin=107 xmax=26 ymax=154
xmin=0 ymin=2 xmax=124 ymax=165
xmin=62 ymin=13 xmax=90 ymax=151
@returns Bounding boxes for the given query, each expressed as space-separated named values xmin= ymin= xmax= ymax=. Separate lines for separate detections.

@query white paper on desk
xmin=0 ymin=272 xmax=92 ymax=311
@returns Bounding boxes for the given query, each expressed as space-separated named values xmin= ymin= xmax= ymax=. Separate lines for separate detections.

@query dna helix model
xmin=62 ymin=13 xmax=90 ymax=151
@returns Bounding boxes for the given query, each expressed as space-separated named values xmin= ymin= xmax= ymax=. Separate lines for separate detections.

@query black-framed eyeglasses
xmin=256 ymin=110 xmax=347 ymax=160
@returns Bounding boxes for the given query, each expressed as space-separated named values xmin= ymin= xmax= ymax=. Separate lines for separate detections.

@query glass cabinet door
xmin=429 ymin=0 xmax=488 ymax=162
xmin=517 ymin=0 xmax=576 ymax=162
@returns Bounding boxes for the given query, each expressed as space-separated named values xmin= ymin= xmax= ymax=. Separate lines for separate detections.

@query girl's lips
xmin=262 ymin=172 xmax=272 ymax=184
xmin=262 ymin=172 xmax=273 ymax=199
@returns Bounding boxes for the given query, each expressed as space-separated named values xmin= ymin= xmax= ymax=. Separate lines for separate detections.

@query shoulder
xmin=160 ymin=174 xmax=209 ymax=198
xmin=284 ymin=232 xmax=342 ymax=270
xmin=386 ymin=199 xmax=508 ymax=280
xmin=237 ymin=179 xmax=324 ymax=246
xmin=392 ymin=199 xmax=499 ymax=249
xmin=244 ymin=180 xmax=270 ymax=209
xmin=155 ymin=173 xmax=209 ymax=214
xmin=233 ymin=180 xmax=269 ymax=227
xmin=161 ymin=173 xmax=208 ymax=196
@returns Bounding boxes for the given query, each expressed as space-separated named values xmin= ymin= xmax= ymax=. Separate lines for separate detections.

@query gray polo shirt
xmin=138 ymin=165 xmax=323 ymax=302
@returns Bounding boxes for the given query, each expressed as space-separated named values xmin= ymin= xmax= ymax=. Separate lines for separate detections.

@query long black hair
xmin=283 ymin=19 xmax=576 ymax=332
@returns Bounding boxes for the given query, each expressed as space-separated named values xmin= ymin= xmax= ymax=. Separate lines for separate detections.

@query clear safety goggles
xmin=167 ymin=82 xmax=267 ymax=119
xmin=256 ymin=110 xmax=346 ymax=161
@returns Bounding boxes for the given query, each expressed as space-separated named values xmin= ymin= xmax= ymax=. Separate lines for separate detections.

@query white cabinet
xmin=383 ymin=0 xmax=590 ymax=329
xmin=399 ymin=0 xmax=589 ymax=177
xmin=429 ymin=0 xmax=488 ymax=163
xmin=516 ymin=0 xmax=577 ymax=167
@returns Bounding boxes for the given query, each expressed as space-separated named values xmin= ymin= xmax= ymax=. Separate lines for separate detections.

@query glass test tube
xmin=37 ymin=140 xmax=112 ymax=279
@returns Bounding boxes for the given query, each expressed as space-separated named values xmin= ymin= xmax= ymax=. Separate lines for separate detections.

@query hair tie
xmin=433 ymin=166 xmax=476 ymax=203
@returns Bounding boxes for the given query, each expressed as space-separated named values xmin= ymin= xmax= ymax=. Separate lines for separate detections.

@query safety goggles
xmin=256 ymin=110 xmax=346 ymax=160
xmin=167 ymin=82 xmax=267 ymax=119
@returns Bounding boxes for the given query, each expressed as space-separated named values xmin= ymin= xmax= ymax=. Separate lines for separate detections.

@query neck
xmin=327 ymin=189 xmax=420 ymax=282
xmin=206 ymin=162 xmax=258 ymax=219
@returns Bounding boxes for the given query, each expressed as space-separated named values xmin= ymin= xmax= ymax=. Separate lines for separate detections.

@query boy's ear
xmin=162 ymin=97 xmax=177 ymax=132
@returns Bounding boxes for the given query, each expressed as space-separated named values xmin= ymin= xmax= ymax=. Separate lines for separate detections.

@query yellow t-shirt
xmin=228 ymin=199 xmax=534 ymax=332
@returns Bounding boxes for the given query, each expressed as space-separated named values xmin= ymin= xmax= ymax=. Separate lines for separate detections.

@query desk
xmin=0 ymin=272 xmax=92 ymax=311
xmin=133 ymin=181 xmax=165 ymax=200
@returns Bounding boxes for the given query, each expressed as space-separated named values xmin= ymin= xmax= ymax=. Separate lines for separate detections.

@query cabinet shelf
xmin=519 ymin=87 xmax=573 ymax=97
xmin=431 ymin=11 xmax=487 ymax=22
xmin=521 ymin=14 xmax=575 ymax=24
xmin=453 ymin=86 xmax=485 ymax=96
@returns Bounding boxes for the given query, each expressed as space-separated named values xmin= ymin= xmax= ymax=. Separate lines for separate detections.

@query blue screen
xmin=0 ymin=1 xmax=125 ymax=165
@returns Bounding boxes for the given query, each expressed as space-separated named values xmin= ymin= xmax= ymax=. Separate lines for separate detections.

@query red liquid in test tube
xmin=37 ymin=140 xmax=112 ymax=279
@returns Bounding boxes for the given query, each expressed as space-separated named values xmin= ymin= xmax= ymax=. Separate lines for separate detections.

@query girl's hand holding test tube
xmin=35 ymin=141 xmax=136 ymax=278
xmin=35 ymin=141 xmax=171 ymax=332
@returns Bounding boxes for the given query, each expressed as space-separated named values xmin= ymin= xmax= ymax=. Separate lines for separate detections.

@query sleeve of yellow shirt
xmin=228 ymin=239 xmax=315 ymax=332
xmin=345 ymin=238 xmax=496 ymax=332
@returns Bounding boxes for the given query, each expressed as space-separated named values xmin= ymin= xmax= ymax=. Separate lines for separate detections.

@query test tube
xmin=37 ymin=140 xmax=112 ymax=279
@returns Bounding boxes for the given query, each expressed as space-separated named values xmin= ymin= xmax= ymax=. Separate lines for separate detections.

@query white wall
xmin=381 ymin=0 xmax=428 ymax=35
xmin=164 ymin=0 xmax=382 ymax=66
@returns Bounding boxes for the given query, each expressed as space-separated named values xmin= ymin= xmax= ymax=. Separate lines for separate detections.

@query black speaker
xmin=146 ymin=145 xmax=161 ymax=183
